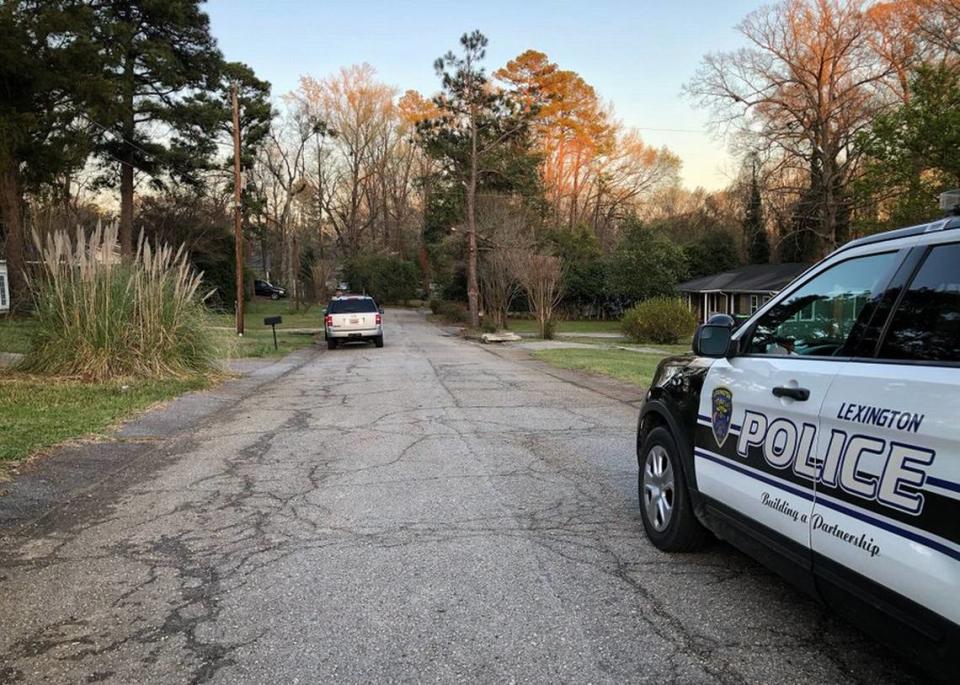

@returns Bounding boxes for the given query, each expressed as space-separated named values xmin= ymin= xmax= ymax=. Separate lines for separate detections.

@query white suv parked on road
xmin=636 ymin=216 xmax=960 ymax=678
xmin=324 ymin=295 xmax=383 ymax=349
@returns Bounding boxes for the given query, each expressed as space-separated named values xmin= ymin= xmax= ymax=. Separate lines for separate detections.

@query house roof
xmin=678 ymin=263 xmax=809 ymax=294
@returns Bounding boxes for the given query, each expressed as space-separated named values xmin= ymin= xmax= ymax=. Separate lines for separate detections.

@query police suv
xmin=636 ymin=213 xmax=960 ymax=676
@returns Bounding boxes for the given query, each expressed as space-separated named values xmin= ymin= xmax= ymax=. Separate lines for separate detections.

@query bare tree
xmin=250 ymin=109 xmax=313 ymax=300
xmin=476 ymin=194 xmax=532 ymax=328
xmin=686 ymin=0 xmax=902 ymax=254
xmin=512 ymin=252 xmax=564 ymax=339
xmin=292 ymin=65 xmax=399 ymax=257
xmin=916 ymin=0 xmax=960 ymax=63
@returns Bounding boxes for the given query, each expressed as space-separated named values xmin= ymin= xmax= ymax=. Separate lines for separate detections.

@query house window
xmin=750 ymin=294 xmax=771 ymax=313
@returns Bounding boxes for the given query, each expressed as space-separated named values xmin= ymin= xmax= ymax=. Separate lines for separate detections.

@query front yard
xmin=207 ymin=300 xmax=323 ymax=358
xmin=505 ymin=317 xmax=623 ymax=335
xmin=0 ymin=299 xmax=323 ymax=361
xmin=501 ymin=317 xmax=691 ymax=388
xmin=0 ymin=298 xmax=321 ymax=467
xmin=532 ymin=344 xmax=690 ymax=388
xmin=0 ymin=318 xmax=36 ymax=355
xmin=0 ymin=375 xmax=209 ymax=466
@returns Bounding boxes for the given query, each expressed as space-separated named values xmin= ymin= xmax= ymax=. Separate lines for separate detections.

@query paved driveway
xmin=0 ymin=310 xmax=920 ymax=683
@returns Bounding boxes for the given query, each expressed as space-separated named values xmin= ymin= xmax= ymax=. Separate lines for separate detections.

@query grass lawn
xmin=207 ymin=298 xmax=325 ymax=330
xmin=208 ymin=298 xmax=322 ymax=358
xmin=0 ymin=317 xmax=37 ymax=354
xmin=0 ymin=374 xmax=210 ymax=465
xmin=532 ymin=347 xmax=688 ymax=388
xmin=0 ymin=299 xmax=320 ymax=467
xmin=506 ymin=318 xmax=623 ymax=335
xmin=212 ymin=327 xmax=318 ymax=358
xmin=0 ymin=299 xmax=322 ymax=359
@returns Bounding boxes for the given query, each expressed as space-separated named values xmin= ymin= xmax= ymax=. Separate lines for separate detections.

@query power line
xmin=633 ymin=126 xmax=705 ymax=134
xmin=77 ymin=112 xmax=175 ymax=186
xmin=79 ymin=112 xmax=158 ymax=161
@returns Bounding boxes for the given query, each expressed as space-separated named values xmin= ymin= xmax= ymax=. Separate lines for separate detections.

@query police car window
xmin=880 ymin=243 xmax=960 ymax=363
xmin=748 ymin=252 xmax=897 ymax=357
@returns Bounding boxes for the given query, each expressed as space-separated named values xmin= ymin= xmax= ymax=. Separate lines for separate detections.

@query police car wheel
xmin=638 ymin=427 xmax=710 ymax=552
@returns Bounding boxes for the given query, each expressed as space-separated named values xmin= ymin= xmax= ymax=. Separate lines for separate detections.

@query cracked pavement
xmin=0 ymin=310 xmax=923 ymax=683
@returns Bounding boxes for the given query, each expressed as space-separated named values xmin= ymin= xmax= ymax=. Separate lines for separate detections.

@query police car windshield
xmin=328 ymin=298 xmax=377 ymax=314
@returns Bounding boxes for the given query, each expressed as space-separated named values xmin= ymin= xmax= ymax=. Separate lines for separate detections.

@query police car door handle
xmin=772 ymin=386 xmax=810 ymax=401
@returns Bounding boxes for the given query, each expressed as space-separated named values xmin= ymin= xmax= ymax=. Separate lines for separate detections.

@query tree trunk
xmin=465 ymin=117 xmax=480 ymax=328
xmin=0 ymin=156 xmax=26 ymax=310
xmin=119 ymin=157 xmax=134 ymax=257
xmin=119 ymin=53 xmax=136 ymax=258
xmin=292 ymin=232 xmax=301 ymax=311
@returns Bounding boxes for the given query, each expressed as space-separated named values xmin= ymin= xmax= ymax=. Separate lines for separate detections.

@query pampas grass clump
xmin=21 ymin=222 xmax=216 ymax=380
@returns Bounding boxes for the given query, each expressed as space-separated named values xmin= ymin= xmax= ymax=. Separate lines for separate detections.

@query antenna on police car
xmin=939 ymin=189 xmax=960 ymax=216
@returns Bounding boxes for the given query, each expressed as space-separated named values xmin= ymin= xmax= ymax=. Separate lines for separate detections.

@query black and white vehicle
xmin=324 ymin=295 xmax=383 ymax=349
xmin=636 ymin=216 xmax=960 ymax=677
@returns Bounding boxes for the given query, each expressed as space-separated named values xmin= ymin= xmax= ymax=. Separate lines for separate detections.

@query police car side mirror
xmin=693 ymin=323 xmax=735 ymax=358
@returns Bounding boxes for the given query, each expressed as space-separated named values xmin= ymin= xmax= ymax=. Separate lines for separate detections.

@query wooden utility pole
xmin=232 ymin=83 xmax=245 ymax=336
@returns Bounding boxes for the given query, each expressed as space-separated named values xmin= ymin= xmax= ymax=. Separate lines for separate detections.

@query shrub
xmin=430 ymin=299 xmax=468 ymax=323
xmin=342 ymin=254 xmax=420 ymax=303
xmin=622 ymin=297 xmax=697 ymax=345
xmin=21 ymin=223 xmax=216 ymax=380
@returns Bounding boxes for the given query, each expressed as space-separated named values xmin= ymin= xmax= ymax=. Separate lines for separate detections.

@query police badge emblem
xmin=711 ymin=387 xmax=733 ymax=448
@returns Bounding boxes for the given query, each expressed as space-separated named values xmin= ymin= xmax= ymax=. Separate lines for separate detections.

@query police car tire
xmin=638 ymin=427 xmax=711 ymax=552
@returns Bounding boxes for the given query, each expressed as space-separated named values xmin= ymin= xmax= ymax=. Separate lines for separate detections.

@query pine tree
xmin=0 ymin=1 xmax=104 ymax=307
xmin=93 ymin=0 xmax=224 ymax=256
xmin=744 ymin=163 xmax=770 ymax=264
xmin=415 ymin=30 xmax=537 ymax=328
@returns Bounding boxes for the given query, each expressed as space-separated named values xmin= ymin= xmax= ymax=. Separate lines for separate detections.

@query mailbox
xmin=263 ymin=315 xmax=282 ymax=350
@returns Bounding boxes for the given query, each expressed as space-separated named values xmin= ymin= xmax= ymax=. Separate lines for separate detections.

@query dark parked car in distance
xmin=254 ymin=279 xmax=287 ymax=300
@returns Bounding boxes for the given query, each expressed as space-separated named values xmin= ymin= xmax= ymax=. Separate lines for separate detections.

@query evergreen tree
xmin=415 ymin=30 xmax=538 ymax=327
xmin=857 ymin=64 xmax=960 ymax=230
xmin=0 ymin=0 xmax=104 ymax=306
xmin=92 ymin=0 xmax=224 ymax=256
xmin=744 ymin=163 xmax=770 ymax=264
xmin=684 ymin=230 xmax=741 ymax=279
xmin=605 ymin=217 xmax=688 ymax=306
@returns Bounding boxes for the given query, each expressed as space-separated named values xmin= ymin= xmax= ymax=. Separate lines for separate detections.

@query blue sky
xmin=206 ymin=0 xmax=759 ymax=190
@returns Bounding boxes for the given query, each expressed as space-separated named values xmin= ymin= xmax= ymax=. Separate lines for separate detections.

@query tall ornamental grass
xmin=21 ymin=222 xmax=216 ymax=380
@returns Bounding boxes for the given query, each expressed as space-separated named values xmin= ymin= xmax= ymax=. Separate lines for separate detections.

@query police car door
xmin=695 ymin=250 xmax=903 ymax=575
xmin=813 ymin=239 xmax=960 ymax=639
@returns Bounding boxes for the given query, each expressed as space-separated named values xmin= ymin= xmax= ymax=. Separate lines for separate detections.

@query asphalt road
xmin=0 ymin=310 xmax=923 ymax=683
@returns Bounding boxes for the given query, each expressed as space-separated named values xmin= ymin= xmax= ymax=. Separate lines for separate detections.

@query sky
xmin=205 ymin=0 xmax=760 ymax=191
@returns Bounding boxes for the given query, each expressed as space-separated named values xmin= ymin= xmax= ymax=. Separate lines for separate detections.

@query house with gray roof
xmin=678 ymin=262 xmax=809 ymax=322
